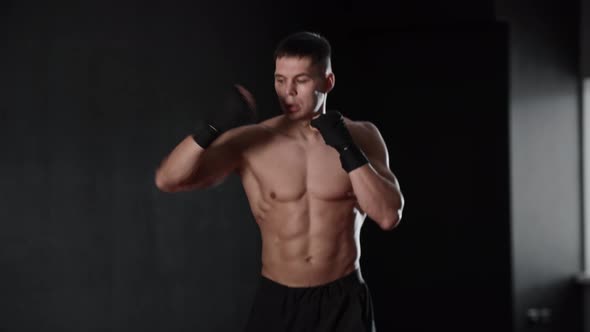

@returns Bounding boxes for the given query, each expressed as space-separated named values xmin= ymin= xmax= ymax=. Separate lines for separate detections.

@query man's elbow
xmin=155 ymin=170 xmax=183 ymax=193
xmin=378 ymin=211 xmax=402 ymax=231
xmin=379 ymin=194 xmax=405 ymax=230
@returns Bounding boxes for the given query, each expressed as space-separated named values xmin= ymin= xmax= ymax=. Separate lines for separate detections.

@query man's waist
xmin=260 ymin=259 xmax=360 ymax=288
xmin=260 ymin=266 xmax=364 ymax=291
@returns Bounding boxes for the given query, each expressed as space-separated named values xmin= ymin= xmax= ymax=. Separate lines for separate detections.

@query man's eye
xmin=297 ymin=79 xmax=309 ymax=84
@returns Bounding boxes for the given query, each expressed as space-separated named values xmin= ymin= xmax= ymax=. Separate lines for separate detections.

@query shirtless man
xmin=155 ymin=31 xmax=404 ymax=332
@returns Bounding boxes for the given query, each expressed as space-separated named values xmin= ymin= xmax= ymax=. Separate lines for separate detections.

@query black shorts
xmin=244 ymin=269 xmax=376 ymax=332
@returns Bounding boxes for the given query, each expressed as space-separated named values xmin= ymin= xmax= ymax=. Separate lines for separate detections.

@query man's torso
xmin=237 ymin=115 xmax=368 ymax=287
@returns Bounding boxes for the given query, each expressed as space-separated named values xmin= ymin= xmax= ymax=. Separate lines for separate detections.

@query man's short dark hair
xmin=274 ymin=31 xmax=332 ymax=71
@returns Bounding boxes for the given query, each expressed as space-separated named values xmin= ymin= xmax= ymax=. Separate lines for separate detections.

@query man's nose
xmin=286 ymin=82 xmax=297 ymax=96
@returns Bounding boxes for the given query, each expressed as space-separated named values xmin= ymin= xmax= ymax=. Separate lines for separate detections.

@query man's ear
xmin=322 ymin=72 xmax=335 ymax=93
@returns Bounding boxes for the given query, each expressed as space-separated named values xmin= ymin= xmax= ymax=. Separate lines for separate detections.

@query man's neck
xmin=278 ymin=115 xmax=321 ymax=141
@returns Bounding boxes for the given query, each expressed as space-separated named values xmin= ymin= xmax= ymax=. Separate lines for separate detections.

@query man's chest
xmin=242 ymin=140 xmax=353 ymax=201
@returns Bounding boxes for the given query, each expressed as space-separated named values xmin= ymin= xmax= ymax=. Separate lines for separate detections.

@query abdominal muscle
xmin=253 ymin=192 xmax=363 ymax=287
xmin=238 ymin=119 xmax=365 ymax=287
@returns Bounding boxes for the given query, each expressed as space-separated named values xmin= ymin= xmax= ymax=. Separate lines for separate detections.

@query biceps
xmin=198 ymin=146 xmax=241 ymax=181
xmin=170 ymin=145 xmax=240 ymax=192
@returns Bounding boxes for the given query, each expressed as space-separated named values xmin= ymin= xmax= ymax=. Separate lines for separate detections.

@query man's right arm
xmin=154 ymin=126 xmax=247 ymax=192
xmin=155 ymin=84 xmax=257 ymax=192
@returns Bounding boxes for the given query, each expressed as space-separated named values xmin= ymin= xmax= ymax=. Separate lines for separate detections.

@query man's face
xmin=274 ymin=56 xmax=330 ymax=120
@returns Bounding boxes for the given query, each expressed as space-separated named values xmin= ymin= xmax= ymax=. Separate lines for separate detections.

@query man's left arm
xmin=349 ymin=121 xmax=404 ymax=230
xmin=310 ymin=112 xmax=404 ymax=230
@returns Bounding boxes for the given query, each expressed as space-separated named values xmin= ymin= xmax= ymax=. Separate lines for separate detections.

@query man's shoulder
xmin=217 ymin=115 xmax=288 ymax=153
xmin=215 ymin=122 xmax=272 ymax=148
xmin=343 ymin=117 xmax=380 ymax=136
xmin=225 ymin=115 xmax=283 ymax=137
xmin=259 ymin=114 xmax=284 ymax=129
xmin=342 ymin=117 xmax=386 ymax=153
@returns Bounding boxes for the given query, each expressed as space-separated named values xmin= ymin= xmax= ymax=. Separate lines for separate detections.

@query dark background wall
xmin=0 ymin=0 xmax=584 ymax=331
xmin=0 ymin=1 xmax=275 ymax=331
xmin=326 ymin=25 xmax=512 ymax=332
xmin=582 ymin=0 xmax=590 ymax=78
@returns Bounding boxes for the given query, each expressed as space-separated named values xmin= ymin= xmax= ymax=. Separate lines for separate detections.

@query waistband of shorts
xmin=259 ymin=268 xmax=364 ymax=292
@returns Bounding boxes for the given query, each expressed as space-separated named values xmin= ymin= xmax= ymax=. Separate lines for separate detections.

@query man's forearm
xmin=155 ymin=135 xmax=205 ymax=192
xmin=349 ymin=164 xmax=403 ymax=230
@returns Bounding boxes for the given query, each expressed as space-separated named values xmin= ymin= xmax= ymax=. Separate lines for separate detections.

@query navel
xmin=305 ymin=256 xmax=313 ymax=263
xmin=270 ymin=192 xmax=276 ymax=199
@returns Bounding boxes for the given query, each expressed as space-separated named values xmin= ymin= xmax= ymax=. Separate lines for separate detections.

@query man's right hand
xmin=192 ymin=84 xmax=257 ymax=148
xmin=210 ymin=84 xmax=257 ymax=132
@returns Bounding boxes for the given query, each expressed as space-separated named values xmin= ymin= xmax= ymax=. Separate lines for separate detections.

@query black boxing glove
xmin=192 ymin=84 xmax=257 ymax=148
xmin=310 ymin=110 xmax=368 ymax=172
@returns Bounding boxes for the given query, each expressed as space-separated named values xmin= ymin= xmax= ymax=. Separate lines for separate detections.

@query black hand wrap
xmin=310 ymin=111 xmax=368 ymax=172
xmin=192 ymin=85 xmax=256 ymax=148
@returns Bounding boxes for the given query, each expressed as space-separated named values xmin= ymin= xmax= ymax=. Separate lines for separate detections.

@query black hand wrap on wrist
xmin=339 ymin=144 xmax=369 ymax=173
xmin=310 ymin=110 xmax=369 ymax=173
xmin=191 ymin=120 xmax=220 ymax=149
